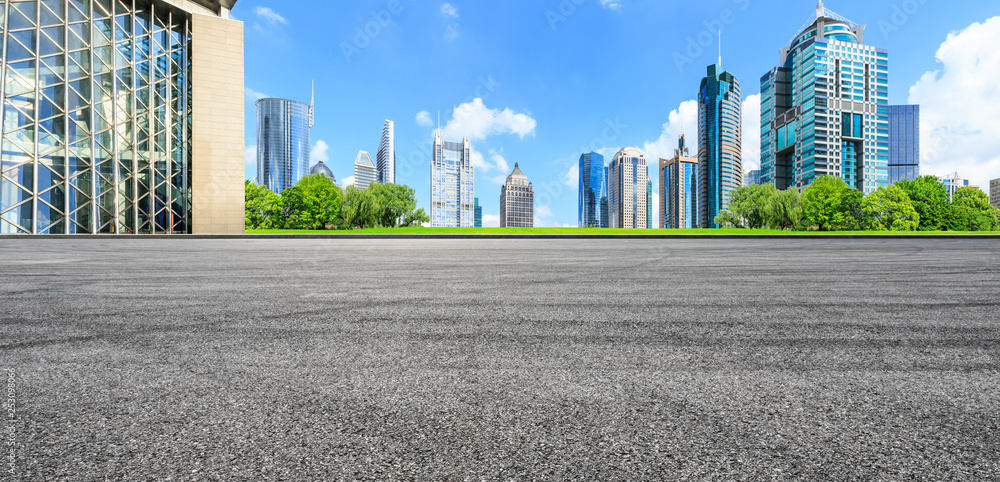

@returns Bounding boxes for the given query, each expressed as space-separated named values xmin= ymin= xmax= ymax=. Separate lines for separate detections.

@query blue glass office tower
xmin=474 ymin=197 xmax=482 ymax=228
xmin=760 ymin=3 xmax=889 ymax=195
xmin=257 ymin=98 xmax=312 ymax=194
xmin=699 ymin=65 xmax=743 ymax=228
xmin=646 ymin=178 xmax=653 ymax=229
xmin=660 ymin=135 xmax=699 ymax=229
xmin=888 ymin=105 xmax=920 ymax=184
xmin=578 ymin=152 xmax=608 ymax=228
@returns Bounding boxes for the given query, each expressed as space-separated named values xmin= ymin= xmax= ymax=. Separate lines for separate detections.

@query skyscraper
xmin=608 ymin=148 xmax=648 ymax=229
xmin=744 ymin=170 xmax=761 ymax=186
xmin=354 ymin=151 xmax=377 ymax=190
xmin=474 ymin=198 xmax=483 ymax=228
xmin=258 ymin=98 xmax=313 ymax=194
xmin=889 ymin=105 xmax=920 ymax=184
xmin=377 ymin=120 xmax=395 ymax=184
xmin=760 ymin=2 xmax=889 ymax=195
xmin=431 ymin=133 xmax=475 ymax=227
xmin=500 ymin=164 xmax=534 ymax=228
xmin=699 ymin=64 xmax=743 ymax=228
xmin=647 ymin=178 xmax=653 ymax=229
xmin=0 ymin=0 xmax=245 ymax=235
xmin=991 ymin=179 xmax=1000 ymax=210
xmin=940 ymin=173 xmax=970 ymax=202
xmin=660 ymin=135 xmax=700 ymax=229
xmin=578 ymin=152 xmax=608 ymax=228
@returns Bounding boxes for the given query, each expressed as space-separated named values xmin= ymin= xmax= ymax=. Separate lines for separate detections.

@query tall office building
xmin=354 ymin=151 xmax=377 ymax=190
xmin=578 ymin=152 xmax=608 ymax=228
xmin=940 ymin=173 xmax=970 ymax=202
xmin=608 ymin=148 xmax=648 ymax=229
xmin=744 ymin=169 xmax=761 ymax=186
xmin=500 ymin=163 xmax=533 ymax=228
xmin=888 ymin=105 xmax=920 ymax=184
xmin=760 ymin=2 xmax=889 ymax=195
xmin=660 ymin=135 xmax=699 ymax=229
xmin=991 ymin=179 xmax=1000 ymax=210
xmin=474 ymin=198 xmax=483 ymax=228
xmin=431 ymin=133 xmax=474 ymax=227
xmin=646 ymin=179 xmax=653 ymax=229
xmin=258 ymin=98 xmax=312 ymax=194
xmin=0 ymin=0 xmax=244 ymax=235
xmin=377 ymin=120 xmax=395 ymax=184
xmin=699 ymin=64 xmax=743 ymax=228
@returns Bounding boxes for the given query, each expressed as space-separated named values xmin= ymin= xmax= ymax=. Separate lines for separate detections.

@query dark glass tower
xmin=257 ymin=98 xmax=312 ymax=194
xmin=698 ymin=64 xmax=743 ymax=228
xmin=578 ymin=152 xmax=608 ymax=228
xmin=888 ymin=105 xmax=920 ymax=184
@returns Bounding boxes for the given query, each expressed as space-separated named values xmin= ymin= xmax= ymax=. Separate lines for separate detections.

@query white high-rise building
xmin=431 ymin=133 xmax=475 ymax=227
xmin=354 ymin=151 xmax=377 ymax=190
xmin=377 ymin=120 xmax=396 ymax=184
xmin=608 ymin=148 xmax=649 ymax=229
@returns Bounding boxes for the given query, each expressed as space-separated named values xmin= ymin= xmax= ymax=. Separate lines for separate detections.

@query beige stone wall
xmin=190 ymin=14 xmax=245 ymax=234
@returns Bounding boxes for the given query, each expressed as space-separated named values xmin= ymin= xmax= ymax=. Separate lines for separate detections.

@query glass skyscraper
xmin=474 ymin=197 xmax=482 ymax=228
xmin=659 ymin=135 xmax=699 ymax=229
xmin=888 ymin=105 xmax=920 ymax=184
xmin=744 ymin=169 xmax=761 ymax=186
xmin=354 ymin=151 xmax=376 ymax=190
xmin=646 ymin=178 xmax=652 ymax=229
xmin=760 ymin=3 xmax=889 ymax=195
xmin=500 ymin=163 xmax=533 ymax=228
xmin=431 ymin=133 xmax=474 ymax=227
xmin=257 ymin=98 xmax=312 ymax=194
xmin=578 ymin=152 xmax=608 ymax=228
xmin=608 ymin=147 xmax=648 ymax=229
xmin=699 ymin=64 xmax=742 ymax=228
xmin=0 ymin=0 xmax=244 ymax=235
xmin=377 ymin=119 xmax=394 ymax=184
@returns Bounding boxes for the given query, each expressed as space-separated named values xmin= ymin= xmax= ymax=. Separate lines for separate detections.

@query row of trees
xmin=245 ymin=175 xmax=430 ymax=230
xmin=715 ymin=175 xmax=1000 ymax=232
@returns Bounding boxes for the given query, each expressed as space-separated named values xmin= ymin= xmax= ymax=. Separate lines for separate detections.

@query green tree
xmin=244 ymin=181 xmax=282 ymax=230
xmin=952 ymin=186 xmax=1000 ymax=231
xmin=801 ymin=175 xmax=849 ymax=231
xmin=766 ymin=188 xmax=804 ymax=230
xmin=280 ymin=174 xmax=344 ymax=230
xmin=401 ymin=208 xmax=430 ymax=227
xmin=342 ymin=185 xmax=379 ymax=229
xmin=368 ymin=183 xmax=422 ymax=228
xmin=895 ymin=176 xmax=949 ymax=231
xmin=714 ymin=210 xmax=741 ymax=229
xmin=862 ymin=185 xmax=919 ymax=231
xmin=729 ymin=184 xmax=779 ymax=229
xmin=838 ymin=188 xmax=868 ymax=231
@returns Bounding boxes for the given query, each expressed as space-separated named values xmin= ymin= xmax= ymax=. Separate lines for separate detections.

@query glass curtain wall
xmin=1 ymin=0 xmax=192 ymax=234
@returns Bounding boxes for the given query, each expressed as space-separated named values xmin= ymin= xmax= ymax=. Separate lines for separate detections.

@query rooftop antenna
xmin=718 ymin=29 xmax=722 ymax=67
xmin=309 ymin=80 xmax=315 ymax=128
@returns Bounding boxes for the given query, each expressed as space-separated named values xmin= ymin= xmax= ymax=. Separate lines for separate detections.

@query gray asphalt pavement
xmin=2 ymin=238 xmax=999 ymax=480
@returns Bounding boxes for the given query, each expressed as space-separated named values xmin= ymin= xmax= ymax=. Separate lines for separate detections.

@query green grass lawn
xmin=247 ymin=227 xmax=993 ymax=235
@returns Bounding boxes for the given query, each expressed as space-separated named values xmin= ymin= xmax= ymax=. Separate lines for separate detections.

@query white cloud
xmin=642 ymin=99 xmax=698 ymax=164
xmin=908 ymin=16 xmax=1000 ymax=192
xmin=245 ymin=87 xmax=268 ymax=102
xmin=440 ymin=3 xmax=459 ymax=18
xmin=536 ymin=205 xmax=553 ymax=218
xmin=741 ymin=94 xmax=761 ymax=172
xmin=564 ymin=164 xmax=579 ymax=188
xmin=599 ymin=0 xmax=622 ymax=11
xmin=482 ymin=214 xmax=500 ymax=227
xmin=245 ymin=145 xmax=257 ymax=181
xmin=440 ymin=98 xmax=537 ymax=141
xmin=491 ymin=150 xmax=510 ymax=173
xmin=311 ymin=140 xmax=330 ymax=164
xmin=416 ymin=110 xmax=434 ymax=127
xmin=341 ymin=176 xmax=356 ymax=188
xmin=470 ymin=149 xmax=489 ymax=171
xmin=253 ymin=6 xmax=287 ymax=24
xmin=444 ymin=24 xmax=460 ymax=40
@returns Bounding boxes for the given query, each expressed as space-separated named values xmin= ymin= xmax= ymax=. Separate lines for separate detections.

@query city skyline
xmin=241 ymin=1 xmax=1000 ymax=227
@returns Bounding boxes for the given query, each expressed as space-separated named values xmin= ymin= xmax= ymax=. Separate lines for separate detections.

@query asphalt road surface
xmin=2 ymin=238 xmax=999 ymax=480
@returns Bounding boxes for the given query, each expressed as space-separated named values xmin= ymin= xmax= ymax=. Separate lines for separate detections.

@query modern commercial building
xmin=744 ymin=169 xmax=761 ymax=186
xmin=660 ymin=135 xmax=699 ymax=229
xmin=0 ymin=0 xmax=244 ymax=235
xmin=310 ymin=161 xmax=335 ymax=183
xmin=991 ymin=179 xmax=1000 ymax=209
xmin=646 ymin=179 xmax=653 ymax=229
xmin=431 ymin=133 xmax=474 ymax=227
xmin=354 ymin=151 xmax=376 ymax=190
xmin=699 ymin=64 xmax=742 ymax=228
xmin=608 ymin=147 xmax=648 ymax=229
xmin=377 ymin=120 xmax=395 ymax=184
xmin=940 ymin=173 xmax=970 ymax=202
xmin=889 ymin=105 xmax=920 ymax=184
xmin=474 ymin=197 xmax=482 ymax=228
xmin=500 ymin=163 xmax=533 ymax=228
xmin=578 ymin=152 xmax=608 ymax=228
xmin=760 ymin=3 xmax=889 ymax=196
xmin=257 ymin=97 xmax=312 ymax=194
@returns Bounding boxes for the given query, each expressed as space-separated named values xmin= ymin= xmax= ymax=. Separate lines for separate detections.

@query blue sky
xmin=238 ymin=0 xmax=1000 ymax=226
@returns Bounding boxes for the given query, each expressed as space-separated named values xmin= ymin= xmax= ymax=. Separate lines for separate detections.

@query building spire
xmin=817 ymin=1 xmax=824 ymax=18
xmin=309 ymin=80 xmax=315 ymax=128
xmin=718 ymin=29 xmax=722 ymax=67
